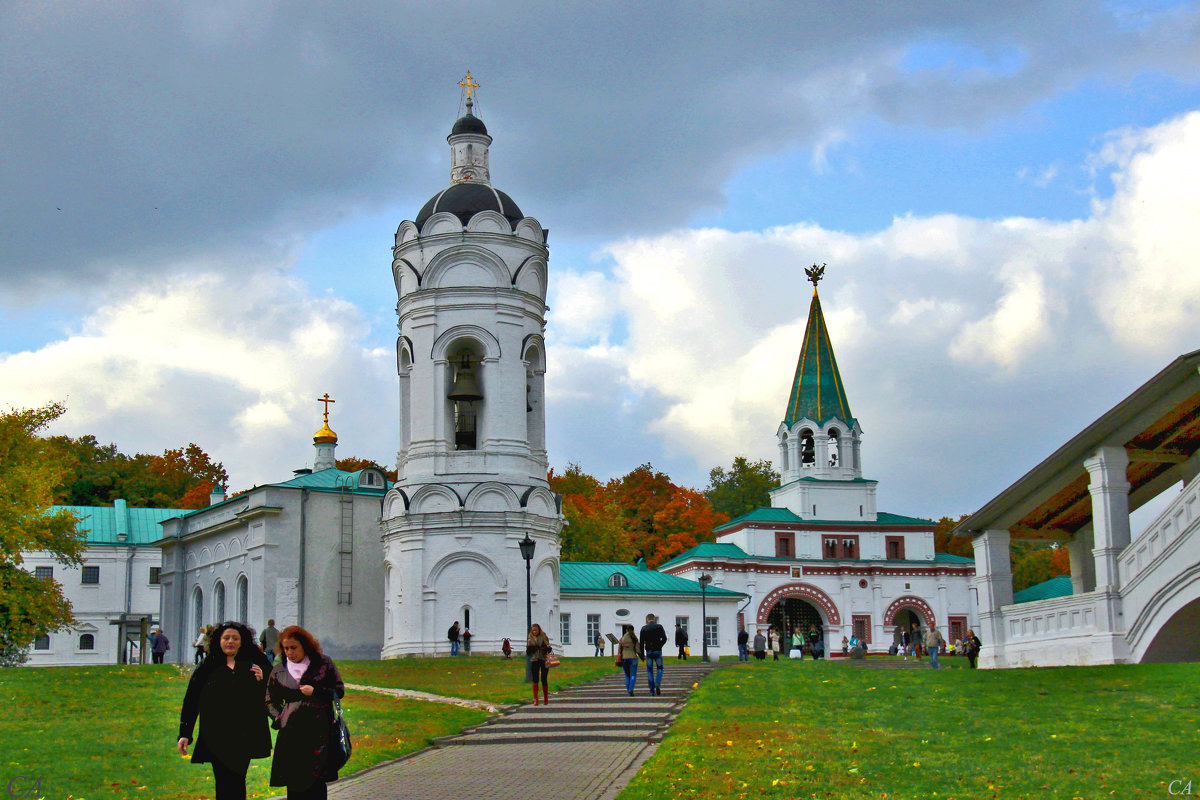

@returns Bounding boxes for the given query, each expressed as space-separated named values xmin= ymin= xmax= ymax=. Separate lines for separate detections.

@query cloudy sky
xmin=3 ymin=1 xmax=1199 ymax=525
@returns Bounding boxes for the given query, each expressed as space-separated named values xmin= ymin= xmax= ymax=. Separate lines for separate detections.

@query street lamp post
xmin=699 ymin=574 xmax=712 ymax=661
xmin=519 ymin=533 xmax=536 ymax=683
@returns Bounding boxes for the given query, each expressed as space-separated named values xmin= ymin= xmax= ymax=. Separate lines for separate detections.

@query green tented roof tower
xmin=783 ymin=282 xmax=856 ymax=429
xmin=773 ymin=265 xmax=870 ymax=513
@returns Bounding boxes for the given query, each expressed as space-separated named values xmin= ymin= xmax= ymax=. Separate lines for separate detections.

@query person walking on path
xmin=910 ymin=622 xmax=923 ymax=659
xmin=753 ymin=630 xmax=767 ymax=660
xmin=177 ymin=621 xmax=272 ymax=800
xmin=193 ymin=628 xmax=209 ymax=665
xmin=639 ymin=613 xmax=668 ymax=695
xmin=151 ymin=628 xmax=170 ymax=664
xmin=447 ymin=621 xmax=461 ymax=657
xmin=259 ymin=619 xmax=280 ymax=665
xmin=965 ymin=629 xmax=983 ymax=669
xmin=618 ymin=624 xmax=640 ymax=696
xmin=267 ymin=625 xmax=346 ymax=800
xmin=924 ymin=624 xmax=946 ymax=669
xmin=737 ymin=627 xmax=750 ymax=661
xmin=526 ymin=623 xmax=552 ymax=705
xmin=675 ymin=622 xmax=688 ymax=660
xmin=595 ymin=630 xmax=605 ymax=657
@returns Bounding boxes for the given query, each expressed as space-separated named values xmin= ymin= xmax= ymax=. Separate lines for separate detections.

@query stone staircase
xmin=434 ymin=661 xmax=719 ymax=746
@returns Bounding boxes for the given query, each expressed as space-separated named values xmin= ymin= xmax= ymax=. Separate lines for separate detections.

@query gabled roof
xmin=560 ymin=561 xmax=744 ymax=598
xmin=54 ymin=500 xmax=188 ymax=546
xmin=713 ymin=506 xmax=933 ymax=532
xmin=784 ymin=288 xmax=856 ymax=429
xmin=1013 ymin=575 xmax=1073 ymax=604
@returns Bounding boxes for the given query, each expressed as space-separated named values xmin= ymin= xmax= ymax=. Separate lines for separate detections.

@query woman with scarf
xmin=176 ymin=621 xmax=273 ymax=800
xmin=266 ymin=626 xmax=346 ymax=800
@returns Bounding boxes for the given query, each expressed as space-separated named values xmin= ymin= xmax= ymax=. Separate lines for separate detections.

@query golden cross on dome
xmin=317 ymin=393 xmax=336 ymax=422
xmin=458 ymin=71 xmax=480 ymax=100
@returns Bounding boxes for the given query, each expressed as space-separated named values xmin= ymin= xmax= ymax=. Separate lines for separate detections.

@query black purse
xmin=328 ymin=697 xmax=352 ymax=772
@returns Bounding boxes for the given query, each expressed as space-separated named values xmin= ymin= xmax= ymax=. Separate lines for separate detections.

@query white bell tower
xmin=381 ymin=75 xmax=563 ymax=657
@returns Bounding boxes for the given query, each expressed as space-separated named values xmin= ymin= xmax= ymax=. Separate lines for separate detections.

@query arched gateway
xmin=756 ymin=583 xmax=841 ymax=627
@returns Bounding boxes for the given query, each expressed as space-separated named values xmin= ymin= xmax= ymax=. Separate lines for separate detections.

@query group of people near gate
xmin=176 ymin=619 xmax=347 ymax=800
xmin=729 ymin=621 xmax=984 ymax=669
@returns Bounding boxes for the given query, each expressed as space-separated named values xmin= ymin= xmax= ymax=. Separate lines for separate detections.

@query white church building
xmin=660 ymin=268 xmax=977 ymax=651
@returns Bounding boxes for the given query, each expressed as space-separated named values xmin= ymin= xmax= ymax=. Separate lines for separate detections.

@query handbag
xmin=546 ymin=652 xmax=561 ymax=668
xmin=327 ymin=697 xmax=352 ymax=772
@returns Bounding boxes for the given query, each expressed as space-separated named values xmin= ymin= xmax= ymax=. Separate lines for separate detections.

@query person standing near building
xmin=639 ymin=613 xmax=668 ymax=695
xmin=594 ymin=629 xmax=605 ymax=657
xmin=526 ymin=623 xmax=552 ymax=705
xmin=447 ymin=621 xmax=461 ymax=657
xmin=150 ymin=628 xmax=170 ymax=664
xmin=924 ymin=624 xmax=946 ymax=669
xmin=259 ymin=619 xmax=280 ymax=665
xmin=462 ymin=626 xmax=472 ymax=655
xmin=177 ymin=622 xmax=273 ymax=800
xmin=674 ymin=622 xmax=688 ymax=660
xmin=737 ymin=627 xmax=750 ymax=661
xmin=965 ymin=629 xmax=982 ymax=669
xmin=910 ymin=621 xmax=923 ymax=659
xmin=753 ymin=629 xmax=767 ymax=661
xmin=267 ymin=626 xmax=346 ymax=800
xmin=618 ymin=624 xmax=639 ymax=696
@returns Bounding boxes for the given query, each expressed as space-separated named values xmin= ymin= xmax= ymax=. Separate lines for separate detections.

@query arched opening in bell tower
xmin=827 ymin=428 xmax=841 ymax=468
xmin=800 ymin=428 xmax=815 ymax=467
xmin=448 ymin=344 xmax=485 ymax=450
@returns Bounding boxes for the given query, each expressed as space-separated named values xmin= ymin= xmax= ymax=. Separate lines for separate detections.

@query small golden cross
xmin=458 ymin=71 xmax=480 ymax=100
xmin=317 ymin=393 xmax=336 ymax=422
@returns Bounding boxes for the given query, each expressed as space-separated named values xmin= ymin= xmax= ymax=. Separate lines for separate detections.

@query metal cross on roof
xmin=317 ymin=392 xmax=336 ymax=422
xmin=805 ymin=263 xmax=826 ymax=287
xmin=458 ymin=71 xmax=480 ymax=100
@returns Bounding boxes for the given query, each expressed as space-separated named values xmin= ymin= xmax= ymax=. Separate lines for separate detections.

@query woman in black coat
xmin=266 ymin=625 xmax=346 ymax=800
xmin=177 ymin=621 xmax=273 ymax=800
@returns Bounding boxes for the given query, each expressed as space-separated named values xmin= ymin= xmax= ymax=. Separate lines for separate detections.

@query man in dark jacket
xmin=737 ymin=627 xmax=750 ymax=661
xmin=151 ymin=628 xmax=170 ymax=664
xmin=448 ymin=621 xmax=461 ymax=656
xmin=674 ymin=622 xmax=688 ymax=660
xmin=639 ymin=614 xmax=668 ymax=696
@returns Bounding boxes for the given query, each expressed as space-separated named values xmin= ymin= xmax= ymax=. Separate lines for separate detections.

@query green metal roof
xmin=272 ymin=467 xmax=391 ymax=493
xmin=714 ymin=506 xmax=934 ymax=532
xmin=1013 ymin=575 xmax=1073 ymax=604
xmin=560 ymin=561 xmax=744 ymax=597
xmin=659 ymin=540 xmax=973 ymax=570
xmin=784 ymin=289 xmax=856 ymax=428
xmin=54 ymin=500 xmax=188 ymax=546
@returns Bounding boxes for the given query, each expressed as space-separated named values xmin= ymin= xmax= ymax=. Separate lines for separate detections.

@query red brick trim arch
xmin=883 ymin=596 xmax=935 ymax=627
xmin=756 ymin=583 xmax=841 ymax=626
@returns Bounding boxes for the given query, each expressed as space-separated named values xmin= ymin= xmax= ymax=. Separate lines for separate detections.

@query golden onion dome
xmin=313 ymin=421 xmax=338 ymax=444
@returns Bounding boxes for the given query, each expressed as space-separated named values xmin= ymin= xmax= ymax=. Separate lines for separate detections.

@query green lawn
xmin=338 ymin=653 xmax=619 ymax=704
xmin=621 ymin=659 xmax=1200 ymax=800
xmin=0 ymin=664 xmax=488 ymax=800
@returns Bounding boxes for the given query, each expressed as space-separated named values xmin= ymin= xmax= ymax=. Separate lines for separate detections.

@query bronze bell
xmin=448 ymin=355 xmax=483 ymax=402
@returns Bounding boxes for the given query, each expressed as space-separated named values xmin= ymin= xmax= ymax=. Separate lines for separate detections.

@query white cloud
xmin=545 ymin=110 xmax=1200 ymax=510
xmin=0 ymin=269 xmax=394 ymax=489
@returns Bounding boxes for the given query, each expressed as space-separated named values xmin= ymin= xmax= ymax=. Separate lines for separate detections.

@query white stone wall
xmin=557 ymin=594 xmax=744 ymax=659
xmin=23 ymin=545 xmax=162 ymax=666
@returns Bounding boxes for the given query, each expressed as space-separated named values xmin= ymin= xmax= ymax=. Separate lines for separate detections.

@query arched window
xmin=78 ymin=633 xmax=95 ymax=650
xmin=214 ymin=581 xmax=226 ymax=623
xmin=449 ymin=348 xmax=483 ymax=451
xmin=828 ymin=428 xmax=841 ymax=467
xmin=800 ymin=429 xmax=815 ymax=466
xmin=192 ymin=586 xmax=204 ymax=633
xmin=608 ymin=573 xmax=628 ymax=588
xmin=236 ymin=575 xmax=248 ymax=623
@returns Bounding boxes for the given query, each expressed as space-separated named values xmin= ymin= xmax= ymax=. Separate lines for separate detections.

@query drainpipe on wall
xmin=298 ymin=489 xmax=308 ymax=627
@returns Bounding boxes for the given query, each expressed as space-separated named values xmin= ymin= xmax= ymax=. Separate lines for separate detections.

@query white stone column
xmin=971 ymin=529 xmax=1012 ymax=667
xmin=1084 ymin=446 xmax=1131 ymax=592
xmin=1066 ymin=531 xmax=1095 ymax=594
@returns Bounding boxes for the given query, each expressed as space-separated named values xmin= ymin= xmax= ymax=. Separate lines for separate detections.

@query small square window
xmin=34 ymin=635 xmax=50 ymax=651
xmin=149 ymin=567 xmax=161 ymax=585
xmin=34 ymin=566 xmax=53 ymax=580
xmin=81 ymin=566 xmax=100 ymax=585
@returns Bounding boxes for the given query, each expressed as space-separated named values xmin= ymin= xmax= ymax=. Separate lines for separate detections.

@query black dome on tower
xmin=450 ymin=112 xmax=488 ymax=136
xmin=415 ymin=183 xmax=524 ymax=230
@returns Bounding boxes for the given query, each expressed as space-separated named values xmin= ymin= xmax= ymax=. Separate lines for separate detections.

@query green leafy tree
xmin=704 ymin=456 xmax=780 ymax=519
xmin=50 ymin=436 xmax=227 ymax=509
xmin=932 ymin=515 xmax=975 ymax=558
xmin=335 ymin=456 xmax=398 ymax=482
xmin=1 ymin=404 xmax=85 ymax=665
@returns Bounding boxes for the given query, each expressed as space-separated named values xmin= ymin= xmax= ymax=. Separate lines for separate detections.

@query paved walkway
xmin=326 ymin=660 xmax=718 ymax=800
